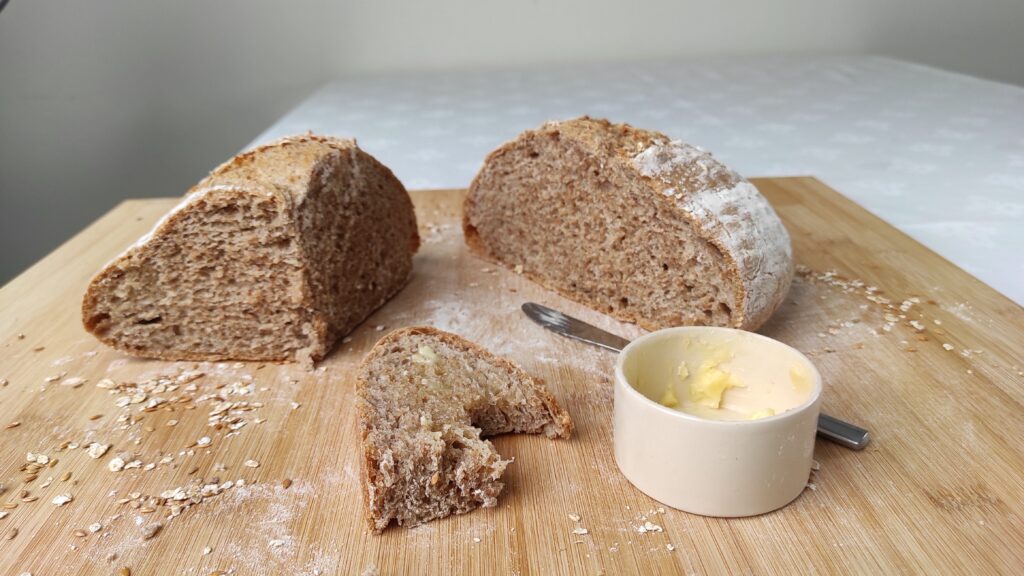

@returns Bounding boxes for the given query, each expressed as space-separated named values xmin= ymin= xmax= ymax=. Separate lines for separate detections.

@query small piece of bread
xmin=463 ymin=117 xmax=793 ymax=331
xmin=82 ymin=134 xmax=419 ymax=363
xmin=356 ymin=326 xmax=572 ymax=532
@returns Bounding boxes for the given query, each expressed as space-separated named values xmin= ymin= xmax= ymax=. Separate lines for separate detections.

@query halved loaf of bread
xmin=356 ymin=326 xmax=572 ymax=532
xmin=82 ymin=134 xmax=419 ymax=363
xmin=463 ymin=117 xmax=793 ymax=331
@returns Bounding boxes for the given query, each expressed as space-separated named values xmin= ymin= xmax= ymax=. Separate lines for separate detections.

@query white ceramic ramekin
xmin=614 ymin=327 xmax=822 ymax=517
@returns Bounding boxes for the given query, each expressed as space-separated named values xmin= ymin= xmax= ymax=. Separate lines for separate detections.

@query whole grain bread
xmin=356 ymin=326 xmax=572 ymax=532
xmin=463 ymin=117 xmax=793 ymax=331
xmin=82 ymin=134 xmax=419 ymax=363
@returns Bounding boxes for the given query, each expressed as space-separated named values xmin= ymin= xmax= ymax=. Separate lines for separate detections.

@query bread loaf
xmin=463 ymin=117 xmax=793 ymax=331
xmin=356 ymin=326 xmax=572 ymax=532
xmin=82 ymin=134 xmax=419 ymax=363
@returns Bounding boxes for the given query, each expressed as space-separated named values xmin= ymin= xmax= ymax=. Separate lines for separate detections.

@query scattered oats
xmin=108 ymin=457 xmax=126 ymax=472
xmin=52 ymin=494 xmax=73 ymax=506
xmin=375 ymin=325 xmax=385 ymax=332
xmin=60 ymin=376 xmax=87 ymax=388
xmin=472 ymin=537 xmax=481 ymax=543
xmin=4 ymin=422 xmax=19 ymax=429
xmin=967 ymin=369 xmax=974 ymax=375
xmin=119 ymin=568 xmax=131 ymax=576
xmin=666 ymin=544 xmax=676 ymax=551
xmin=4 ymin=527 xmax=17 ymax=540
xmin=806 ymin=482 xmax=818 ymax=491
xmin=244 ymin=459 xmax=260 ymax=468
xmin=115 ymin=396 xmax=131 ymax=408
xmin=44 ymin=373 xmax=65 ymax=383
xmin=167 ymin=420 xmax=178 ymax=427
xmin=0 ymin=511 xmax=7 ymax=519
xmin=942 ymin=343 xmax=955 ymax=351
xmin=202 ymin=546 xmax=212 ymax=555
xmin=87 ymin=443 xmax=111 ymax=459
xmin=290 ymin=402 xmax=301 ymax=410
xmin=568 ymin=513 xmax=581 ymax=522
xmin=657 ymin=507 xmax=666 ymax=514
xmin=61 ymin=471 xmax=72 ymax=482
xmin=282 ymin=478 xmax=293 ymax=489
xmin=933 ymin=319 xmax=943 ymax=325
xmin=342 ymin=336 xmax=353 ymax=344
xmin=26 ymin=453 xmax=49 ymax=465
xmin=269 ymin=539 xmax=286 ymax=548
xmin=89 ymin=523 xmax=103 ymax=533
xmin=73 ymin=529 xmax=88 ymax=537
xmin=637 ymin=521 xmax=663 ymax=534
xmin=96 ymin=378 xmax=117 ymax=389
xmin=514 ymin=264 xmax=524 ymax=274
xmin=141 ymin=522 xmax=162 ymax=540
xmin=811 ymin=460 xmax=821 ymax=471
xmin=196 ymin=436 xmax=212 ymax=448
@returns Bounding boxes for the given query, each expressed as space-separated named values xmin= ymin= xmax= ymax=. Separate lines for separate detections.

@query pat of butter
xmin=657 ymin=338 xmax=783 ymax=421
xmin=411 ymin=345 xmax=439 ymax=364
xmin=686 ymin=351 xmax=740 ymax=409
xmin=789 ymin=363 xmax=810 ymax=392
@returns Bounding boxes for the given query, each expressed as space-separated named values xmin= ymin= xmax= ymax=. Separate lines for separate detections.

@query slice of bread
xmin=463 ymin=117 xmax=793 ymax=332
xmin=356 ymin=326 xmax=572 ymax=532
xmin=82 ymin=134 xmax=419 ymax=363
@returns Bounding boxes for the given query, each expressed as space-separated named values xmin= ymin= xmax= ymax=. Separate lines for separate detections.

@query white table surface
xmin=252 ymin=55 xmax=1024 ymax=305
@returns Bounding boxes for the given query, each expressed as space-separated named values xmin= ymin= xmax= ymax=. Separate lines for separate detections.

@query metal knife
xmin=522 ymin=301 xmax=871 ymax=451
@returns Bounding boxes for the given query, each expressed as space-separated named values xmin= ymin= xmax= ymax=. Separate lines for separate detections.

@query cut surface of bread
xmin=463 ymin=116 xmax=793 ymax=331
xmin=82 ymin=134 xmax=419 ymax=363
xmin=356 ymin=326 xmax=572 ymax=532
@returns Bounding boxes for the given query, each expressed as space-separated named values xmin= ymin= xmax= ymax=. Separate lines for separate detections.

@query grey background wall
xmin=2 ymin=0 xmax=1023 ymax=283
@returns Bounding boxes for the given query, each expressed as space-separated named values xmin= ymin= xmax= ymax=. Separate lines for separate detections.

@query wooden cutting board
xmin=1 ymin=178 xmax=1023 ymax=575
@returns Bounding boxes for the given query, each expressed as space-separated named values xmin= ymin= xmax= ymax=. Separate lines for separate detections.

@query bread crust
xmin=464 ymin=117 xmax=793 ymax=331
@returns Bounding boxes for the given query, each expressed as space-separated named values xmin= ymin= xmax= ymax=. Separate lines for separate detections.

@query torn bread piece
xmin=356 ymin=326 xmax=572 ymax=532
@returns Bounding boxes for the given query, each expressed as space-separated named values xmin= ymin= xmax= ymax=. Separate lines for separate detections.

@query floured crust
xmin=464 ymin=116 xmax=793 ymax=331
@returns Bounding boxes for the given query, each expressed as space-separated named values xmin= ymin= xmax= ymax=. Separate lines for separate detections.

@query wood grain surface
xmin=1 ymin=178 xmax=1023 ymax=575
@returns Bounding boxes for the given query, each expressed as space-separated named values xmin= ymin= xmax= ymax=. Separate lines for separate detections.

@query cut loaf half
xmin=83 ymin=134 xmax=419 ymax=363
xmin=356 ymin=326 xmax=572 ymax=532
xmin=463 ymin=117 xmax=793 ymax=331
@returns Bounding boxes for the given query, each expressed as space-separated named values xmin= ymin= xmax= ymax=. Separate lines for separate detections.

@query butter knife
xmin=522 ymin=302 xmax=870 ymax=450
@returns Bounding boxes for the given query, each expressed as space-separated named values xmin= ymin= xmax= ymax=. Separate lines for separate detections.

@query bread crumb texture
xmin=82 ymin=134 xmax=420 ymax=363
xmin=463 ymin=116 xmax=793 ymax=331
